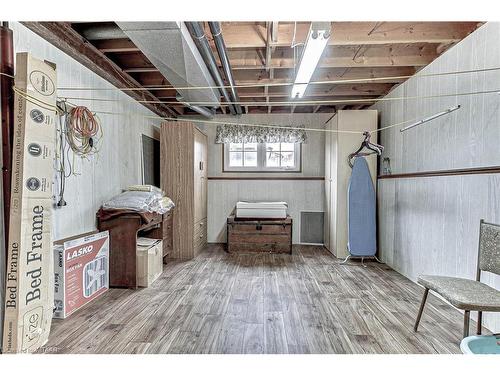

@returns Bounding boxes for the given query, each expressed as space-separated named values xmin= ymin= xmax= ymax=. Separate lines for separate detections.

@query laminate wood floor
xmin=43 ymin=245 xmax=479 ymax=354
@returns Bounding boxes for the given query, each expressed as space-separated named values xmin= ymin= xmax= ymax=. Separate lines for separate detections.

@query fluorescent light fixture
xmin=291 ymin=22 xmax=331 ymax=99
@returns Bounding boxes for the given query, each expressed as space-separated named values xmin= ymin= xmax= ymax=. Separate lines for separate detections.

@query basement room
xmin=1 ymin=0 xmax=500 ymax=371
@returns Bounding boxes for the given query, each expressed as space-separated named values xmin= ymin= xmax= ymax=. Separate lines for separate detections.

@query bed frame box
xmin=226 ymin=215 xmax=292 ymax=254
xmin=2 ymin=53 xmax=57 ymax=353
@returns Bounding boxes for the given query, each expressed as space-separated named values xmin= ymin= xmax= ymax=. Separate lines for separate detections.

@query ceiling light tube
xmin=291 ymin=22 xmax=331 ymax=99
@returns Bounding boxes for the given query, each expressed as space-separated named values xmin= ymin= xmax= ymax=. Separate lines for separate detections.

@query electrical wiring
xmin=290 ymin=21 xmax=307 ymax=50
xmin=65 ymin=105 xmax=103 ymax=157
xmin=55 ymin=104 xmax=71 ymax=206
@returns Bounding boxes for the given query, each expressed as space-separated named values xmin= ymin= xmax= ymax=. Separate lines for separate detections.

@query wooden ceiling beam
xmin=165 ymin=96 xmax=377 ymax=108
xmin=232 ymin=66 xmax=417 ymax=86
xmin=247 ymin=105 xmax=336 ymax=114
xmin=22 ymin=22 xmax=177 ymax=118
xmin=92 ymin=38 xmax=140 ymax=53
xmin=134 ymin=66 xmax=415 ymax=91
xmin=238 ymin=83 xmax=394 ymax=97
xmin=216 ymin=22 xmax=481 ymax=48
xmin=224 ymin=43 xmax=441 ymax=70
xmin=124 ymin=67 xmax=159 ymax=73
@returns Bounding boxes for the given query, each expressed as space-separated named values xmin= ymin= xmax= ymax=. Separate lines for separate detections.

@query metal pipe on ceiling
xmin=185 ymin=22 xmax=237 ymax=115
xmin=176 ymin=94 xmax=215 ymax=119
xmin=208 ymin=22 xmax=242 ymax=115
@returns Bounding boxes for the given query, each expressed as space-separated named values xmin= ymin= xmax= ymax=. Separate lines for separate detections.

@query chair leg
xmin=463 ymin=310 xmax=470 ymax=338
xmin=477 ymin=311 xmax=482 ymax=335
xmin=414 ymin=288 xmax=429 ymax=332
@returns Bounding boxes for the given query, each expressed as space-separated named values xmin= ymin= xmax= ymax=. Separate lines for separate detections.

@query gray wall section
xmin=0 ymin=22 xmax=159 ymax=344
xmin=199 ymin=113 xmax=328 ymax=243
xmin=373 ymin=22 xmax=500 ymax=332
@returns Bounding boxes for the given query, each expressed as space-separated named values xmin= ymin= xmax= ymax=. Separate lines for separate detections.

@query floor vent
xmin=300 ymin=211 xmax=324 ymax=244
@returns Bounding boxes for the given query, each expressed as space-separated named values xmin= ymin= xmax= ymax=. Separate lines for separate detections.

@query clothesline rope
xmin=58 ymin=88 xmax=500 ymax=107
xmin=10 ymin=86 xmax=471 ymax=136
xmin=55 ymin=66 xmax=500 ymax=92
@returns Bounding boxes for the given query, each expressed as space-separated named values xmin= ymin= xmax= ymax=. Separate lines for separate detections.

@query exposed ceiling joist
xmin=22 ymin=22 xmax=177 ymax=118
xmin=231 ymin=66 xmax=417 ymax=86
xmin=223 ymin=43 xmax=441 ymax=70
xmin=93 ymin=38 xmax=140 ymax=53
xmin=215 ymin=22 xmax=481 ymax=48
xmin=35 ymin=21 xmax=482 ymax=116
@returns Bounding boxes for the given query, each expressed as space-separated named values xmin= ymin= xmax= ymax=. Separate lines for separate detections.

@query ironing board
xmin=346 ymin=156 xmax=379 ymax=265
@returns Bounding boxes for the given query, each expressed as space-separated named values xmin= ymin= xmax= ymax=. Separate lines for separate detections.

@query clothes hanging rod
xmin=399 ymin=105 xmax=461 ymax=132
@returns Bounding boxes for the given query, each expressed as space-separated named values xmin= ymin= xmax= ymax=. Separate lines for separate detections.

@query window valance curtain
xmin=214 ymin=124 xmax=308 ymax=144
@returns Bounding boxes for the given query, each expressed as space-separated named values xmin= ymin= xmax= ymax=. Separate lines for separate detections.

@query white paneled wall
xmin=200 ymin=113 xmax=328 ymax=243
xmin=208 ymin=180 xmax=324 ymax=243
xmin=373 ymin=22 xmax=500 ymax=332
xmin=0 ymin=23 xmax=159 ymax=338
xmin=9 ymin=22 xmax=159 ymax=240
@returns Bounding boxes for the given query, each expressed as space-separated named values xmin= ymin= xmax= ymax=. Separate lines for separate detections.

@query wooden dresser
xmin=96 ymin=210 xmax=174 ymax=288
xmin=227 ymin=215 xmax=293 ymax=254
xmin=161 ymin=121 xmax=207 ymax=259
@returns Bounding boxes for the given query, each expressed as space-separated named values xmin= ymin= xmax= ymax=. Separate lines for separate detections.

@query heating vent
xmin=300 ymin=211 xmax=324 ymax=244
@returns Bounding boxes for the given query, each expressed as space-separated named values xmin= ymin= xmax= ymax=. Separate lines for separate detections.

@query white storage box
xmin=137 ymin=238 xmax=163 ymax=287
xmin=235 ymin=201 xmax=288 ymax=219
xmin=53 ymin=231 xmax=110 ymax=319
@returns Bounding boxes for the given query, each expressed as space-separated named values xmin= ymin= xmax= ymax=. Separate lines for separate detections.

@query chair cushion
xmin=418 ymin=275 xmax=500 ymax=311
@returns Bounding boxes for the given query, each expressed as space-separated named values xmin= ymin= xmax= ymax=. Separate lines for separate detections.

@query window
xmin=227 ymin=142 xmax=258 ymax=168
xmin=224 ymin=142 xmax=301 ymax=172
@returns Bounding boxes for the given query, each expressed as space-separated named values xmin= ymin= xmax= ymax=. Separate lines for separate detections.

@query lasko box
xmin=2 ymin=53 xmax=57 ymax=353
xmin=53 ymin=231 xmax=109 ymax=319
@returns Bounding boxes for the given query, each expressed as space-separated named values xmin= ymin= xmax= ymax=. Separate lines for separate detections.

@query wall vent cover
xmin=300 ymin=211 xmax=324 ymax=244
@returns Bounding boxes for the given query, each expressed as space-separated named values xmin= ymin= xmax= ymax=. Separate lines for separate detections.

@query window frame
xmin=223 ymin=142 xmax=302 ymax=173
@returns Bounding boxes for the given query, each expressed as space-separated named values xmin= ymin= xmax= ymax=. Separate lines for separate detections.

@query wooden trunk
xmin=227 ymin=215 xmax=292 ymax=254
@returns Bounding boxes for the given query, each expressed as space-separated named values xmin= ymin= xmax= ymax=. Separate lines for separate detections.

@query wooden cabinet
xmin=323 ymin=110 xmax=378 ymax=258
xmin=162 ymin=210 xmax=173 ymax=260
xmin=96 ymin=211 xmax=173 ymax=288
xmin=161 ymin=121 xmax=208 ymax=259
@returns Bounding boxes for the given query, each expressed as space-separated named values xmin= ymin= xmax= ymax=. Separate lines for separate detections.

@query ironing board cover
xmin=347 ymin=157 xmax=377 ymax=256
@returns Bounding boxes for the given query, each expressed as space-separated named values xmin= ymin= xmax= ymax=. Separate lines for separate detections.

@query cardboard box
xmin=137 ymin=238 xmax=163 ymax=287
xmin=53 ymin=231 xmax=109 ymax=319
xmin=2 ymin=53 xmax=57 ymax=353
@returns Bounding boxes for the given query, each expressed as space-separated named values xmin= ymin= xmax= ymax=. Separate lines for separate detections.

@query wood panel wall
xmin=0 ymin=22 xmax=159 ymax=347
xmin=373 ymin=22 xmax=500 ymax=333
xmin=199 ymin=113 xmax=329 ymax=244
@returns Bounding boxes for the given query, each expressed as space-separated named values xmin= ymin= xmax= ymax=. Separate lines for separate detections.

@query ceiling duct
xmin=176 ymin=94 xmax=214 ymax=119
xmin=117 ymin=22 xmax=221 ymax=111
xmin=185 ymin=22 xmax=237 ymax=115
xmin=208 ymin=22 xmax=243 ymax=115
xmin=78 ymin=23 xmax=127 ymax=40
